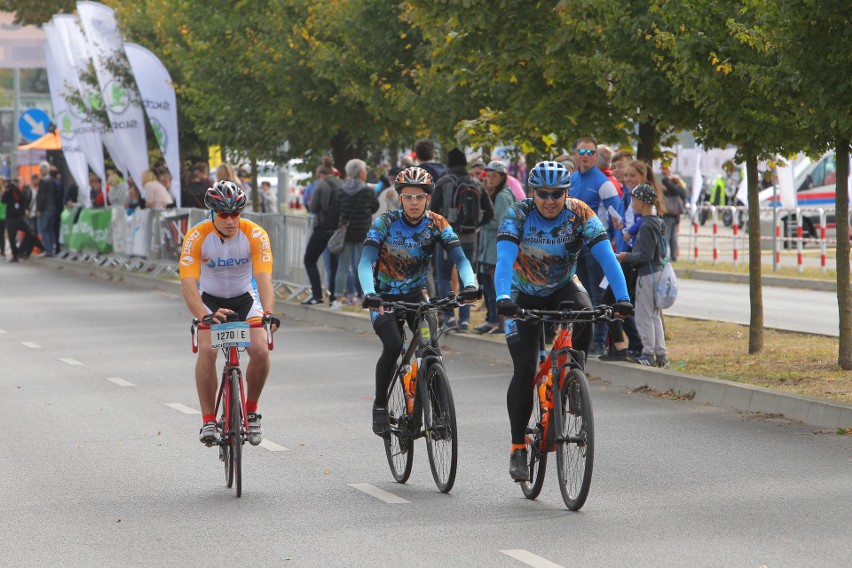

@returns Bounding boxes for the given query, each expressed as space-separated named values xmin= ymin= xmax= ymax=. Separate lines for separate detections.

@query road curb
xmin=44 ymin=256 xmax=851 ymax=430
xmin=676 ymin=268 xmax=838 ymax=292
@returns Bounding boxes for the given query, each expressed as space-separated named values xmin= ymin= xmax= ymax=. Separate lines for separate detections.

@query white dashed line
xmin=106 ymin=377 xmax=135 ymax=387
xmin=59 ymin=358 xmax=83 ymax=366
xmin=21 ymin=342 xmax=41 ymax=349
xmin=259 ymin=439 xmax=289 ymax=452
xmin=500 ymin=550 xmax=565 ymax=568
xmin=0 ymin=329 xmax=7 ymax=334
xmin=165 ymin=403 xmax=200 ymax=415
xmin=348 ymin=483 xmax=409 ymax=504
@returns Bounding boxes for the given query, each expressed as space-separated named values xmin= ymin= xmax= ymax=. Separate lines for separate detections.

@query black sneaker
xmin=372 ymin=405 xmax=389 ymax=438
xmin=509 ymin=448 xmax=529 ymax=481
xmin=458 ymin=321 xmax=470 ymax=333
xmin=656 ymin=356 xmax=669 ymax=368
xmin=600 ymin=349 xmax=630 ymax=361
xmin=301 ymin=296 xmax=321 ymax=305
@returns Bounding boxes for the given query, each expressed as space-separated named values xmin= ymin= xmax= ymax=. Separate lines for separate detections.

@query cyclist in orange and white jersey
xmin=179 ymin=180 xmax=278 ymax=446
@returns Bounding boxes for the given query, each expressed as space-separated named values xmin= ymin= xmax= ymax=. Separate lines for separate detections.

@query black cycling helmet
xmin=205 ymin=180 xmax=248 ymax=214
xmin=394 ymin=166 xmax=434 ymax=195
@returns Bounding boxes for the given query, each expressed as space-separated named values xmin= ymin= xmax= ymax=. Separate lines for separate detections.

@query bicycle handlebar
xmin=191 ymin=317 xmax=275 ymax=353
xmin=514 ymin=304 xmax=615 ymax=324
xmin=377 ymin=292 xmax=467 ymax=313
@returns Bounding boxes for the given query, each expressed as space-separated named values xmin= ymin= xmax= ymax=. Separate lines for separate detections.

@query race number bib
xmin=210 ymin=321 xmax=251 ymax=348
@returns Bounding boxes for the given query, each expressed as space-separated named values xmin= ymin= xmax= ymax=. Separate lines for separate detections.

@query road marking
xmin=500 ymin=550 xmax=565 ymax=568
xmin=348 ymin=483 xmax=409 ymax=504
xmin=21 ymin=341 xmax=41 ymax=349
xmin=165 ymin=403 xmax=200 ymax=415
xmin=106 ymin=377 xmax=135 ymax=387
xmin=59 ymin=358 xmax=83 ymax=366
xmin=0 ymin=329 xmax=7 ymax=334
xmin=259 ymin=439 xmax=289 ymax=452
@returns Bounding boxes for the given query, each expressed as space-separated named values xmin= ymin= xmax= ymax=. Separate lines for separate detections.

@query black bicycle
xmin=375 ymin=294 xmax=467 ymax=493
xmin=514 ymin=303 xmax=615 ymax=510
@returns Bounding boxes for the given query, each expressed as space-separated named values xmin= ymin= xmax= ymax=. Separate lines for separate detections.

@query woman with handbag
xmin=332 ymin=159 xmax=379 ymax=309
xmin=617 ymin=183 xmax=668 ymax=368
xmin=661 ymin=165 xmax=687 ymax=261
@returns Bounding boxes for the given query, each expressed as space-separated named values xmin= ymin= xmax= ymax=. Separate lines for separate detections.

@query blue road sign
xmin=18 ymin=108 xmax=51 ymax=142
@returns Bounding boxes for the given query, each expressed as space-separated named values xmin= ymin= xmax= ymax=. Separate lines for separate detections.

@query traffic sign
xmin=18 ymin=108 xmax=51 ymax=142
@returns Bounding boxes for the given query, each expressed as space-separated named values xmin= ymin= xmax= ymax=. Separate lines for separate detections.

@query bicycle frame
xmin=191 ymin=319 xmax=274 ymax=441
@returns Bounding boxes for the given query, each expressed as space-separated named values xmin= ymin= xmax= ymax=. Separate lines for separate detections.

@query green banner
xmin=64 ymin=208 xmax=113 ymax=253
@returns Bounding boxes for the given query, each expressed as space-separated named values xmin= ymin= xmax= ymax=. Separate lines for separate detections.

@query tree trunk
xmin=835 ymin=139 xmax=851 ymax=368
xmin=636 ymin=120 xmax=657 ymax=163
xmin=745 ymin=152 xmax=764 ymax=354
xmin=250 ymin=155 xmax=260 ymax=213
xmin=330 ymin=130 xmax=359 ymax=174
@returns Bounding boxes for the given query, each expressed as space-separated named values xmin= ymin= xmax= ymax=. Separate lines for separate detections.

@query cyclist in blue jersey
xmin=494 ymin=161 xmax=634 ymax=481
xmin=359 ymin=166 xmax=481 ymax=437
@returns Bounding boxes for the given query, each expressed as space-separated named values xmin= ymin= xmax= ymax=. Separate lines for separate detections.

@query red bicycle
xmin=191 ymin=316 xmax=274 ymax=497
xmin=514 ymin=303 xmax=614 ymax=510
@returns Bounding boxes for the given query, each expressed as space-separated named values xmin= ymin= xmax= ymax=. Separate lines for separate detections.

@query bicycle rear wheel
xmin=422 ymin=363 xmax=457 ymax=493
xmin=230 ymin=369 xmax=243 ymax=497
xmin=554 ymin=367 xmax=594 ymax=511
xmin=520 ymin=382 xmax=547 ymax=499
xmin=384 ymin=371 xmax=414 ymax=483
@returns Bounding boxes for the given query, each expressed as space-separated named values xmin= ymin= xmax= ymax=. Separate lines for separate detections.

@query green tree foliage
xmin=650 ymin=0 xmax=811 ymax=354
xmin=0 ymin=0 xmax=74 ymax=25
xmin=756 ymin=0 xmax=852 ymax=367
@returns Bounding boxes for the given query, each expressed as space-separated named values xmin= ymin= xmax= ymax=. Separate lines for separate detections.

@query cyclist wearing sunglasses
xmin=494 ymin=161 xmax=633 ymax=481
xmin=358 ymin=166 xmax=481 ymax=437
xmin=179 ymin=180 xmax=278 ymax=446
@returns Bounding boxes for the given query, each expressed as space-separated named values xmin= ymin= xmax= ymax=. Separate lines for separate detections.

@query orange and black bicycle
xmin=191 ymin=315 xmax=274 ymax=497
xmin=514 ymin=303 xmax=614 ymax=510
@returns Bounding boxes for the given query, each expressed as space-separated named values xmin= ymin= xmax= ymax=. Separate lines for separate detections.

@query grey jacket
xmin=309 ymin=175 xmax=343 ymax=231
xmin=623 ymin=215 xmax=666 ymax=276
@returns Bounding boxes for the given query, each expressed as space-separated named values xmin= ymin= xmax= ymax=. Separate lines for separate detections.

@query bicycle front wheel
xmin=384 ymin=371 xmax=414 ymax=483
xmin=554 ymin=367 xmax=594 ymax=511
xmin=230 ymin=369 xmax=243 ymax=498
xmin=520 ymin=382 xmax=547 ymax=500
xmin=422 ymin=363 xmax=458 ymax=493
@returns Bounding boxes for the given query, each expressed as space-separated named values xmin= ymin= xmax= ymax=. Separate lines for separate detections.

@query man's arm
xmin=181 ymin=277 xmax=208 ymax=319
xmin=255 ymin=271 xmax=276 ymax=315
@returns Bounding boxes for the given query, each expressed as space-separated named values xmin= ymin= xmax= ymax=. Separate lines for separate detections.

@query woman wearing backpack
xmin=475 ymin=161 xmax=517 ymax=334
xmin=617 ymin=183 xmax=667 ymax=367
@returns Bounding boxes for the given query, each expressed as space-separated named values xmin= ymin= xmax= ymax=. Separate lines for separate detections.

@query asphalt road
xmin=669 ymin=278 xmax=840 ymax=336
xmin=1 ymin=263 xmax=850 ymax=567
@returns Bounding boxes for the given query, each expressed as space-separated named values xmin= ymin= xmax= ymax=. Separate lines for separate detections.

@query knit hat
xmin=485 ymin=160 xmax=507 ymax=175
xmin=447 ymin=148 xmax=467 ymax=169
xmin=632 ymin=183 xmax=657 ymax=205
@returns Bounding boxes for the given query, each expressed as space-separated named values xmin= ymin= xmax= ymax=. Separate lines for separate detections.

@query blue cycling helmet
xmin=205 ymin=180 xmax=248 ymax=213
xmin=528 ymin=161 xmax=571 ymax=189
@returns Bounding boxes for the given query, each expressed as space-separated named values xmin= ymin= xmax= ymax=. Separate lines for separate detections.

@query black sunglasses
xmin=533 ymin=188 xmax=567 ymax=200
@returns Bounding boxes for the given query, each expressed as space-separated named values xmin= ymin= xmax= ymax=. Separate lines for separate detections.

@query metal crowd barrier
xmin=687 ymin=205 xmax=848 ymax=273
xmin=58 ymin=207 xmax=314 ymax=295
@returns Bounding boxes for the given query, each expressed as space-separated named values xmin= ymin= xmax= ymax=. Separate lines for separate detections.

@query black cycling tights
xmin=371 ymin=291 xmax=438 ymax=407
xmin=506 ymin=280 xmax=593 ymax=445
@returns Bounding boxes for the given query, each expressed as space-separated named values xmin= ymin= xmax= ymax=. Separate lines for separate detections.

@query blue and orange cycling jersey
xmin=496 ymin=198 xmax=608 ymax=297
xmin=363 ymin=209 xmax=461 ymax=295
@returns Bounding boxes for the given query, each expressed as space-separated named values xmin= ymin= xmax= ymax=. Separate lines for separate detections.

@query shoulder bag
xmin=327 ymin=190 xmax=364 ymax=255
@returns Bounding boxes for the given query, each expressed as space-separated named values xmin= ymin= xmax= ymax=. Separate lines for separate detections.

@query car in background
xmin=757 ymin=152 xmax=848 ymax=242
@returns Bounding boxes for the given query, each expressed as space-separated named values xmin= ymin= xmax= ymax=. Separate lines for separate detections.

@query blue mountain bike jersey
xmin=496 ymin=198 xmax=609 ymax=297
xmin=363 ymin=209 xmax=462 ymax=295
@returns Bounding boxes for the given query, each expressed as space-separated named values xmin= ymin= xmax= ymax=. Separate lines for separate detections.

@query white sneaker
xmin=247 ymin=413 xmax=263 ymax=446
xmin=330 ymin=300 xmax=343 ymax=310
